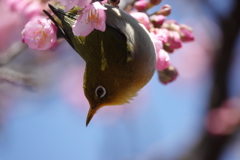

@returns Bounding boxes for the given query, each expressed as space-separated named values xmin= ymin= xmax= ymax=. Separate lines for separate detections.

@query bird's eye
xmin=95 ymin=86 xmax=106 ymax=98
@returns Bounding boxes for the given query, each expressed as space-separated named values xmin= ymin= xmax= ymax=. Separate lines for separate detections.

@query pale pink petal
xmin=150 ymin=33 xmax=163 ymax=53
xmin=72 ymin=2 xmax=107 ymax=36
xmin=94 ymin=10 xmax=106 ymax=32
xmin=72 ymin=14 xmax=94 ymax=36
xmin=77 ymin=0 xmax=91 ymax=8
xmin=92 ymin=1 xmax=107 ymax=10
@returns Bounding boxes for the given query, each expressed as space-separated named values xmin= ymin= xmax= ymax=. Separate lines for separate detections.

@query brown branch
xmin=180 ymin=0 xmax=240 ymax=160
xmin=0 ymin=41 xmax=27 ymax=66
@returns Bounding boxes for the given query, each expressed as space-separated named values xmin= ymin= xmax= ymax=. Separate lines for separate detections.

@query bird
xmin=44 ymin=3 xmax=156 ymax=126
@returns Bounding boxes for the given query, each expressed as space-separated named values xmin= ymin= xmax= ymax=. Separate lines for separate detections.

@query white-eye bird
xmin=44 ymin=3 xmax=156 ymax=126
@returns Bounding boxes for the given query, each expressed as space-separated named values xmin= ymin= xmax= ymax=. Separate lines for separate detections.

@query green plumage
xmin=45 ymin=4 xmax=156 ymax=125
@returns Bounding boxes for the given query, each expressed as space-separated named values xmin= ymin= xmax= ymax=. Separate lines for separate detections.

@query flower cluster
xmin=130 ymin=0 xmax=194 ymax=84
xmin=20 ymin=0 xmax=194 ymax=84
xmin=21 ymin=0 xmax=107 ymax=50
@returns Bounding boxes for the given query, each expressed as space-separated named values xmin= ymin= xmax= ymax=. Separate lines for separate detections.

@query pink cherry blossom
xmin=72 ymin=2 xmax=107 ymax=37
xmin=21 ymin=18 xmax=57 ymax=50
xmin=3 ymin=0 xmax=43 ymax=20
xmin=151 ymin=28 xmax=169 ymax=44
xmin=57 ymin=0 xmax=91 ymax=11
xmin=134 ymin=0 xmax=148 ymax=12
xmin=130 ymin=12 xmax=150 ymax=30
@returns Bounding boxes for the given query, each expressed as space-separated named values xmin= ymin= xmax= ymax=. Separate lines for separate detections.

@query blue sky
xmin=0 ymin=0 xmax=239 ymax=160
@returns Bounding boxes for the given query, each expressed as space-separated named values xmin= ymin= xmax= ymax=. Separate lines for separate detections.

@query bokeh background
xmin=0 ymin=0 xmax=239 ymax=160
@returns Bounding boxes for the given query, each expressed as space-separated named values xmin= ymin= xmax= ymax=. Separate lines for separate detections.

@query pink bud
xmin=134 ymin=0 xmax=148 ymax=12
xmin=156 ymin=49 xmax=170 ymax=71
xmin=156 ymin=4 xmax=171 ymax=16
xmin=162 ymin=19 xmax=179 ymax=31
xmin=130 ymin=12 xmax=150 ymax=30
xmin=167 ymin=31 xmax=182 ymax=50
xmin=150 ymin=0 xmax=162 ymax=6
xmin=151 ymin=29 xmax=169 ymax=44
xmin=21 ymin=18 xmax=57 ymax=50
xmin=179 ymin=24 xmax=194 ymax=42
xmin=150 ymin=15 xmax=165 ymax=26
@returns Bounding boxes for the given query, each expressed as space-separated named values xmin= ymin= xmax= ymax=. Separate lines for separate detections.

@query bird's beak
xmin=86 ymin=107 xmax=97 ymax=127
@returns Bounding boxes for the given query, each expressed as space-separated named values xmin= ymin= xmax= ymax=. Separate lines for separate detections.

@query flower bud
xmin=163 ymin=31 xmax=182 ymax=52
xmin=21 ymin=18 xmax=57 ymax=50
xmin=156 ymin=49 xmax=170 ymax=71
xmin=150 ymin=15 xmax=165 ymax=27
xmin=162 ymin=19 xmax=179 ymax=31
xmin=179 ymin=24 xmax=194 ymax=42
xmin=158 ymin=66 xmax=178 ymax=84
xmin=130 ymin=12 xmax=150 ymax=30
xmin=151 ymin=28 xmax=169 ymax=44
xmin=168 ymin=31 xmax=182 ymax=49
xmin=134 ymin=0 xmax=148 ymax=12
xmin=150 ymin=0 xmax=162 ymax=6
xmin=156 ymin=4 xmax=171 ymax=16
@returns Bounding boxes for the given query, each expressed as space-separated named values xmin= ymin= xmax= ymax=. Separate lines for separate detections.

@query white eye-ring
xmin=95 ymin=86 xmax=106 ymax=98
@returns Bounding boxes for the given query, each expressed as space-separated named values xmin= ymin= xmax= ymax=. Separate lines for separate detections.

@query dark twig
xmin=0 ymin=67 xmax=36 ymax=88
xmin=179 ymin=0 xmax=240 ymax=160
xmin=0 ymin=41 xmax=27 ymax=66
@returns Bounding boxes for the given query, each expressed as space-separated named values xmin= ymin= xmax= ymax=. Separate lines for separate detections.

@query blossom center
xmin=33 ymin=29 xmax=49 ymax=48
xmin=85 ymin=10 xmax=101 ymax=27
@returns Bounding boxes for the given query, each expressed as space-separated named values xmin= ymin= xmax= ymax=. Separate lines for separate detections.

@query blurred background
xmin=0 ymin=0 xmax=239 ymax=160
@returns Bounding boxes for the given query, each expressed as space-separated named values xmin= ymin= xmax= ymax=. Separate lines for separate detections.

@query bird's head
xmin=83 ymin=55 xmax=151 ymax=126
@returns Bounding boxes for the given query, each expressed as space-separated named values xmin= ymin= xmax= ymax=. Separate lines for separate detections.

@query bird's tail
xmin=43 ymin=4 xmax=79 ymax=47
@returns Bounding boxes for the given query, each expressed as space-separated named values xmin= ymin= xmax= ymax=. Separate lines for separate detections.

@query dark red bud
xmin=158 ymin=66 xmax=178 ymax=84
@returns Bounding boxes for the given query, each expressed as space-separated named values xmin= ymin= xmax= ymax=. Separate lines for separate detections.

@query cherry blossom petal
xmin=72 ymin=2 xmax=107 ymax=37
xmin=73 ymin=14 xmax=95 ymax=37
xmin=21 ymin=18 xmax=57 ymax=50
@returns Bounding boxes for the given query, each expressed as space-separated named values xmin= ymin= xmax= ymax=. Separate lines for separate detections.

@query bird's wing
xmin=45 ymin=4 xmax=139 ymax=59
xmin=104 ymin=4 xmax=141 ymax=58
